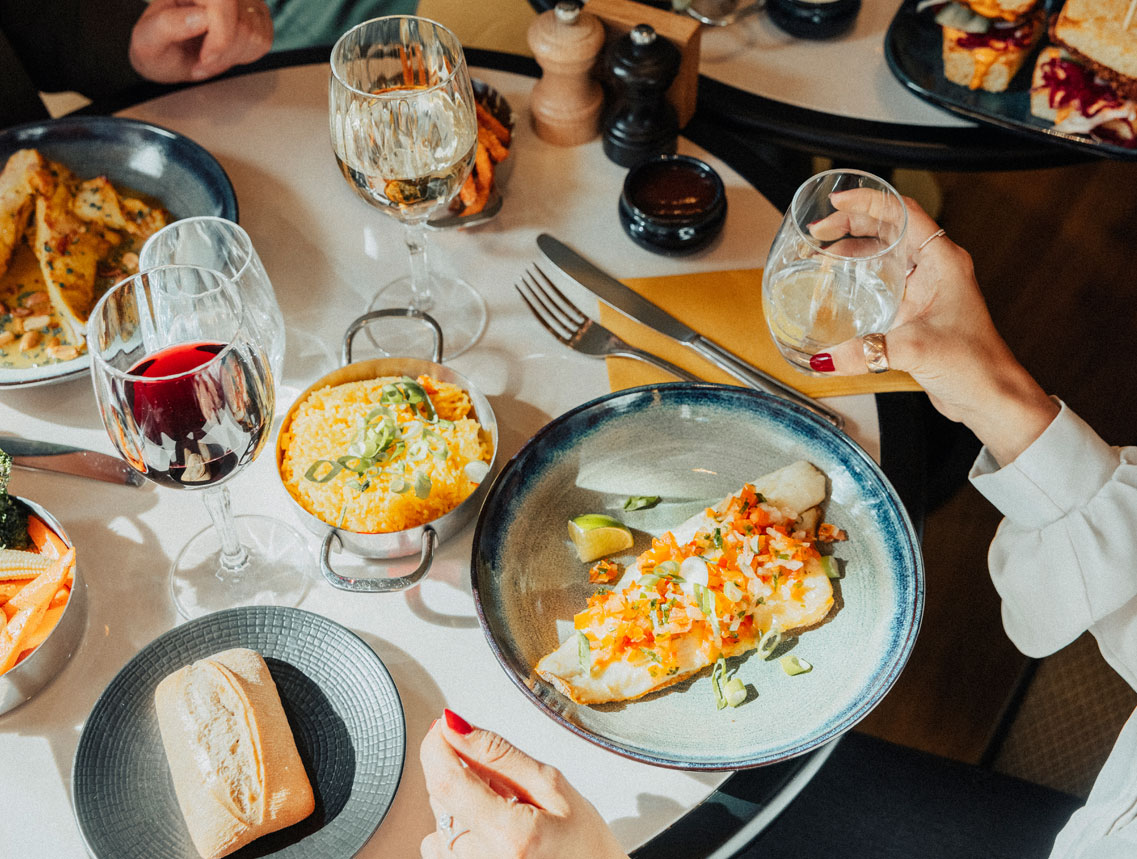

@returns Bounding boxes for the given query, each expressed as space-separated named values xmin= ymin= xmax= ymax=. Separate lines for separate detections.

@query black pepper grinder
xmin=602 ymin=24 xmax=681 ymax=168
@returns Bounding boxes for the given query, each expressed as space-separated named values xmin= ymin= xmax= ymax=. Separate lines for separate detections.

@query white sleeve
xmin=969 ymin=401 xmax=1137 ymax=690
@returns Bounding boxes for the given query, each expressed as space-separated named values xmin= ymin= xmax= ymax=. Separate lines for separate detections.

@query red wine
xmin=127 ymin=341 xmax=268 ymax=488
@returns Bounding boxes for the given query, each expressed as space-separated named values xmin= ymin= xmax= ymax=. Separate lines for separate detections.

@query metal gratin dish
xmin=276 ymin=310 xmax=498 ymax=592
xmin=0 ymin=497 xmax=88 ymax=716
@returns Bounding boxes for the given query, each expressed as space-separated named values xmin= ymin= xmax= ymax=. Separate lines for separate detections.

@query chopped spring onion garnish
xmin=464 ymin=460 xmax=490 ymax=483
xmin=305 ymin=460 xmax=344 ymax=483
xmin=711 ymin=657 xmax=728 ymax=710
xmin=780 ymin=654 xmax=812 ymax=676
xmin=711 ymin=657 xmax=748 ymax=710
xmin=303 ymin=377 xmax=459 ymax=493
xmin=694 ymin=582 xmax=720 ymax=640
xmin=723 ymin=580 xmax=744 ymax=603
xmin=379 ymin=377 xmax=437 ymax=420
xmin=757 ymin=625 xmax=782 ymax=660
xmin=818 ymin=556 xmax=841 ymax=579
xmin=653 ymin=560 xmax=683 ymax=581
xmin=723 ymin=676 xmax=747 ymax=707
xmin=623 ymin=495 xmax=661 ymax=511
xmin=577 ymin=631 xmax=590 ymax=673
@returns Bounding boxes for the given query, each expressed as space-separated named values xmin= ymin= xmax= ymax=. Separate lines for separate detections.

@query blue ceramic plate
xmin=0 ymin=115 xmax=238 ymax=389
xmin=471 ymin=384 xmax=924 ymax=770
xmin=72 ymin=606 xmax=404 ymax=858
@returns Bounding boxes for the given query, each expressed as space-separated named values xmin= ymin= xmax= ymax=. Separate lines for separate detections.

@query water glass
xmin=139 ymin=216 xmax=287 ymax=381
xmin=762 ymin=169 xmax=907 ymax=373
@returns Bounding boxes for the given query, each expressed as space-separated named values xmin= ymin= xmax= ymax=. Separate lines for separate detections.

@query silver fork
xmin=516 ymin=264 xmax=700 ymax=382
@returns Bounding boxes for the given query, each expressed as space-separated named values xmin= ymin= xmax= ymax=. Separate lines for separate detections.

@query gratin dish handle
xmin=319 ymin=526 xmax=439 ymax=592
xmin=342 ymin=309 xmax=444 ymax=365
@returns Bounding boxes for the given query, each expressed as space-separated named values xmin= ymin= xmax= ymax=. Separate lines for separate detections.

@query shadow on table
xmin=1 ymin=371 xmax=102 ymax=430
xmin=349 ymin=629 xmax=447 ymax=847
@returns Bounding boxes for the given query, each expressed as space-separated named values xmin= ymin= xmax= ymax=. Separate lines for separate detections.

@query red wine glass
xmin=87 ymin=265 xmax=310 ymax=618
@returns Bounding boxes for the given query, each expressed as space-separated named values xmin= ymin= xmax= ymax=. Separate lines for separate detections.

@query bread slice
xmin=941 ymin=7 xmax=1046 ymax=92
xmin=155 ymin=648 xmax=315 ymax=859
xmin=1051 ymin=0 xmax=1137 ymax=101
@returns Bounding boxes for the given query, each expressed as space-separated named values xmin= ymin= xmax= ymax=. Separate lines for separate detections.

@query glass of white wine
xmin=329 ymin=15 xmax=483 ymax=359
xmin=762 ymin=169 xmax=908 ymax=373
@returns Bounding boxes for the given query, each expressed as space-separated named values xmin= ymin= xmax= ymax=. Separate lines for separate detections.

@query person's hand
xmin=129 ymin=0 xmax=273 ymax=84
xmin=808 ymin=191 xmax=1058 ymax=466
xmin=419 ymin=710 xmax=629 ymax=859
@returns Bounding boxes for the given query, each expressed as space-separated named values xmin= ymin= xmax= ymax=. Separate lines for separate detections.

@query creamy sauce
xmin=0 ymin=232 xmax=143 ymax=370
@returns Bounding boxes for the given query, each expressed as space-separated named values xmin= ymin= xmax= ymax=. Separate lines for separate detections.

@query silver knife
xmin=536 ymin=234 xmax=845 ymax=429
xmin=0 ymin=437 xmax=145 ymax=486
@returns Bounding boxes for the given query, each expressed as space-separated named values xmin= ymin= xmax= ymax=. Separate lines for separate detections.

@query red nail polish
xmin=444 ymin=709 xmax=474 ymax=735
xmin=810 ymin=353 xmax=835 ymax=373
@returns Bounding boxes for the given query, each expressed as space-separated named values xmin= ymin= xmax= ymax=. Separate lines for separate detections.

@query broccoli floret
xmin=0 ymin=447 xmax=30 ymax=550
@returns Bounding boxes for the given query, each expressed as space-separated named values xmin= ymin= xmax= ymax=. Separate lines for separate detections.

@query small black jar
xmin=618 ymin=154 xmax=727 ymax=256
xmin=767 ymin=0 xmax=861 ymax=40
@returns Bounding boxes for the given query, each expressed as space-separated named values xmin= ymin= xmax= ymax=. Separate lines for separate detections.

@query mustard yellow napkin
xmin=597 ymin=268 xmax=921 ymax=397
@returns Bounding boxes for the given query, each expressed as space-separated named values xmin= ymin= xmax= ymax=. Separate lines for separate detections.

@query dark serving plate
xmin=72 ymin=606 xmax=404 ymax=858
xmin=0 ymin=115 xmax=239 ymax=389
xmin=885 ymin=0 xmax=1137 ymax=160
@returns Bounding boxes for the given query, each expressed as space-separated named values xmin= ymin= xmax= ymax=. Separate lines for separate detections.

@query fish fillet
xmin=536 ymin=461 xmax=837 ymax=706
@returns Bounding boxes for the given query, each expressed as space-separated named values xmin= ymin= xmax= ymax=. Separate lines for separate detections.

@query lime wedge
xmin=568 ymin=514 xmax=633 ymax=562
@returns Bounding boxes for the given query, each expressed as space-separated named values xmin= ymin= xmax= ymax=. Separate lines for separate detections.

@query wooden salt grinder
xmin=528 ymin=1 xmax=606 ymax=146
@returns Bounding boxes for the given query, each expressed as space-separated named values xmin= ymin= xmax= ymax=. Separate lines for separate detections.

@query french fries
xmin=451 ymin=95 xmax=512 ymax=219
xmin=0 ymin=515 xmax=74 ymax=675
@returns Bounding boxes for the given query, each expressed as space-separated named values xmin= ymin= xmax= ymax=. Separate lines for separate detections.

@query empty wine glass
xmin=329 ymin=15 xmax=484 ymax=359
xmin=87 ymin=265 xmax=310 ymax=619
xmin=762 ymin=169 xmax=908 ymax=373
xmin=139 ymin=216 xmax=287 ymax=382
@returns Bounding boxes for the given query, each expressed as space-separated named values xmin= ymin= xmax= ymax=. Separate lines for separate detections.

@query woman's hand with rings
xmin=806 ymin=190 xmax=1057 ymax=466
xmin=420 ymin=709 xmax=629 ymax=858
xmin=130 ymin=0 xmax=273 ymax=84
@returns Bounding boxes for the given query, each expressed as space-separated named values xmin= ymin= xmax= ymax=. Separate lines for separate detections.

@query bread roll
xmin=155 ymin=648 xmax=315 ymax=859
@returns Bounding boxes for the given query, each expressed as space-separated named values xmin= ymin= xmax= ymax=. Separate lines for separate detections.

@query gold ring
xmin=916 ymin=228 xmax=947 ymax=254
xmin=862 ymin=333 xmax=889 ymax=374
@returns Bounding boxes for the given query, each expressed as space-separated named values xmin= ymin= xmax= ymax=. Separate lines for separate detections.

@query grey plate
xmin=471 ymin=383 xmax=924 ymax=770
xmin=0 ymin=115 xmax=239 ymax=389
xmin=71 ymin=606 xmax=404 ymax=858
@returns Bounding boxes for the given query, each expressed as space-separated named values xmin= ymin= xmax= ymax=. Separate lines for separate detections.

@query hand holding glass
xmin=762 ymin=169 xmax=908 ymax=373
xmin=87 ymin=265 xmax=309 ymax=619
xmin=329 ymin=15 xmax=484 ymax=359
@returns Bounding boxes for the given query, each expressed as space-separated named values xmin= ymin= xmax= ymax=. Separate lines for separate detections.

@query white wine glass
xmin=762 ymin=169 xmax=908 ymax=373
xmin=329 ymin=15 xmax=484 ymax=359
xmin=87 ymin=265 xmax=311 ymax=619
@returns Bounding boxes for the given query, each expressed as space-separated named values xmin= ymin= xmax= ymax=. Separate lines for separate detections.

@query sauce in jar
xmin=626 ymin=160 xmax=719 ymax=219
xmin=618 ymin=154 xmax=726 ymax=255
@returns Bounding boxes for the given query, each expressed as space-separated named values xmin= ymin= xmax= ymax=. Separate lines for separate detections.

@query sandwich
xmin=923 ymin=0 xmax=1047 ymax=92
xmin=1029 ymin=0 xmax=1137 ymax=147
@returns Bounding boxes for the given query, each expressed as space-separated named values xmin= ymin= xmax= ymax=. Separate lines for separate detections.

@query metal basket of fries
xmin=0 ymin=497 xmax=86 ymax=716
xmin=430 ymin=79 xmax=515 ymax=226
